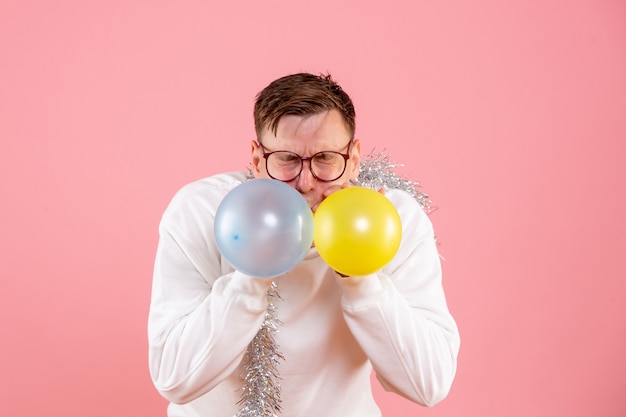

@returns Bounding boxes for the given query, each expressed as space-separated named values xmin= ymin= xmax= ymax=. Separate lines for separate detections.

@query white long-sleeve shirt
xmin=148 ymin=171 xmax=460 ymax=417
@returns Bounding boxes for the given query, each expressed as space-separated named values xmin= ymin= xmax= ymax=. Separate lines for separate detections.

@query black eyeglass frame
xmin=259 ymin=141 xmax=353 ymax=183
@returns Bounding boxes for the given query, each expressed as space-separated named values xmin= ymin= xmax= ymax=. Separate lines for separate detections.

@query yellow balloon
xmin=313 ymin=187 xmax=402 ymax=276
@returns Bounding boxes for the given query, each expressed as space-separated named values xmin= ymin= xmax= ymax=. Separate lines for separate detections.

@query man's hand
xmin=311 ymin=182 xmax=351 ymax=212
xmin=312 ymin=184 xmax=386 ymax=212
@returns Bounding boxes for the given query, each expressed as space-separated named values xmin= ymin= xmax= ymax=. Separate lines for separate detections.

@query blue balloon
xmin=214 ymin=179 xmax=314 ymax=278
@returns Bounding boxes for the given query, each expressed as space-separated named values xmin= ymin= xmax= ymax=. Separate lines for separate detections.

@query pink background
xmin=1 ymin=1 xmax=625 ymax=416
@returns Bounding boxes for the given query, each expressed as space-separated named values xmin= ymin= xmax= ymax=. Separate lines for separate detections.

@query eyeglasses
xmin=259 ymin=142 xmax=352 ymax=182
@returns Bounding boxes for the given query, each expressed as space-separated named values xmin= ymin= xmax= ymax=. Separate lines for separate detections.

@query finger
xmin=322 ymin=184 xmax=344 ymax=198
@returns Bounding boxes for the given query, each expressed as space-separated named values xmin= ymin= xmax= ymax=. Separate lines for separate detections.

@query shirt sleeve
xmin=335 ymin=189 xmax=460 ymax=407
xmin=147 ymin=179 xmax=273 ymax=404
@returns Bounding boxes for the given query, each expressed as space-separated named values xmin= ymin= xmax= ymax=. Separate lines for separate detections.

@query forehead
xmin=260 ymin=110 xmax=351 ymax=149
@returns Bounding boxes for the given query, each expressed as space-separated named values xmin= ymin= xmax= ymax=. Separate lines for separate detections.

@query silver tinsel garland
xmin=236 ymin=282 xmax=284 ymax=417
xmin=238 ymin=150 xmax=433 ymax=416
xmin=352 ymin=150 xmax=436 ymax=214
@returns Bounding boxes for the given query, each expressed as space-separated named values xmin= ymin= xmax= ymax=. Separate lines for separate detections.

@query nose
xmin=295 ymin=160 xmax=315 ymax=193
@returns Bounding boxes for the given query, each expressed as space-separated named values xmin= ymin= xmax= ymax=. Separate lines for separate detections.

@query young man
xmin=148 ymin=73 xmax=460 ymax=416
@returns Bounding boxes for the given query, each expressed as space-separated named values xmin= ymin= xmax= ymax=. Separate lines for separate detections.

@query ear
xmin=250 ymin=140 xmax=263 ymax=178
xmin=347 ymin=139 xmax=361 ymax=180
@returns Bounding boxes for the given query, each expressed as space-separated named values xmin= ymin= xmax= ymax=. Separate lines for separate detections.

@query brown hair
xmin=253 ymin=73 xmax=356 ymax=141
